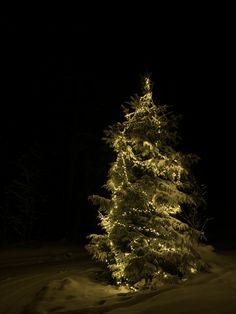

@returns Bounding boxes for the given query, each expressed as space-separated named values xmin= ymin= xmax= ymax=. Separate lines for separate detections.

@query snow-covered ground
xmin=0 ymin=242 xmax=236 ymax=314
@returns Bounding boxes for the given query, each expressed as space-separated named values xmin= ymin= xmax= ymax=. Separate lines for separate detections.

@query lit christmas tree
xmin=86 ymin=77 xmax=207 ymax=290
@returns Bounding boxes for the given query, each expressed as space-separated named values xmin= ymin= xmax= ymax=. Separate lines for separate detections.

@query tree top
xmin=141 ymin=76 xmax=153 ymax=104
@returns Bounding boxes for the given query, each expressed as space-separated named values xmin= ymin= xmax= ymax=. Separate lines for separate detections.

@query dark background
xmin=0 ymin=13 xmax=234 ymax=247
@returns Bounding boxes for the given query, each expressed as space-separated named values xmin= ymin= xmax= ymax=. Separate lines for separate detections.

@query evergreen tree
xmin=2 ymin=143 xmax=48 ymax=243
xmin=86 ymin=77 xmax=207 ymax=289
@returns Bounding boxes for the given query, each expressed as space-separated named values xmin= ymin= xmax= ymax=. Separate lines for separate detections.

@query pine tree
xmin=86 ymin=76 xmax=207 ymax=290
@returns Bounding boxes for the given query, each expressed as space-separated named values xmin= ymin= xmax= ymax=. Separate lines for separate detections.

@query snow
xmin=1 ymin=242 xmax=236 ymax=313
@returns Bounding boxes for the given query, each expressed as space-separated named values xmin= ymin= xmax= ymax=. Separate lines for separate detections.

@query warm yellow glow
xmin=143 ymin=141 xmax=154 ymax=151
xmin=145 ymin=77 xmax=151 ymax=90
xmin=87 ymin=76 xmax=204 ymax=289
xmin=190 ymin=267 xmax=197 ymax=274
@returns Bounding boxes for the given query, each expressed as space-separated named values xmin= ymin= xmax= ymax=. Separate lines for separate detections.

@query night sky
xmin=0 ymin=14 xmax=234 ymax=247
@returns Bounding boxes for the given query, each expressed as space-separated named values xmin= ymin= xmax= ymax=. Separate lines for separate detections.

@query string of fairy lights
xmin=88 ymin=77 xmax=201 ymax=288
